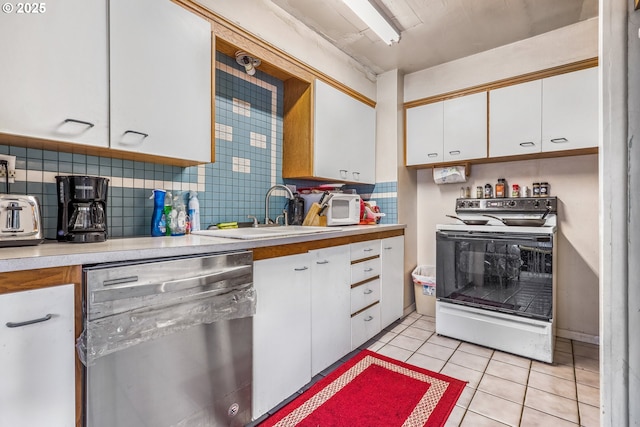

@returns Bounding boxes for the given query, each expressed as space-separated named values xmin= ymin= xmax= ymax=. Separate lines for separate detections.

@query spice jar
xmin=484 ymin=183 xmax=493 ymax=198
xmin=476 ymin=186 xmax=483 ymax=198
xmin=511 ymin=184 xmax=520 ymax=198
xmin=540 ymin=182 xmax=550 ymax=196
xmin=465 ymin=186 xmax=471 ymax=198
xmin=495 ymin=178 xmax=506 ymax=198
xmin=532 ymin=183 xmax=541 ymax=197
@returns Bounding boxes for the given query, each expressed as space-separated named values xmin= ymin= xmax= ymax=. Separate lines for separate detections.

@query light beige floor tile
xmin=576 ymin=383 xmax=599 ymax=407
xmin=407 ymin=311 xmax=422 ymax=320
xmin=573 ymin=342 xmax=599 ymax=360
xmin=575 ymin=368 xmax=599 ymax=388
xmin=458 ymin=342 xmax=494 ymax=358
xmin=574 ymin=355 xmax=599 ymax=373
xmin=406 ymin=352 xmax=446 ymax=373
xmin=554 ymin=351 xmax=575 ymax=367
xmin=427 ymin=334 xmax=461 ymax=349
xmin=555 ymin=339 xmax=573 ymax=354
xmin=400 ymin=325 xmax=434 ymax=341
xmin=375 ymin=344 xmax=413 ymax=362
xmin=416 ymin=342 xmax=457 ymax=361
xmin=388 ymin=334 xmax=424 ymax=352
xmin=387 ymin=322 xmax=410 ymax=334
xmin=531 ymin=360 xmax=575 ymax=381
xmin=491 ymin=351 xmax=531 ymax=369
xmin=477 ymin=373 xmax=526 ymax=404
xmin=441 ymin=362 xmax=484 ymax=389
xmin=460 ymin=409 xmax=510 ymax=426
xmin=524 ymin=386 xmax=579 ymax=424
xmin=450 ymin=350 xmax=490 ymax=373
xmin=398 ymin=315 xmax=418 ymax=326
xmin=485 ymin=359 xmax=530 ymax=384
xmin=376 ymin=330 xmax=397 ymax=343
xmin=468 ymin=390 xmax=523 ymax=426
xmin=444 ymin=404 xmax=466 ymax=427
xmin=520 ymin=406 xmax=579 ymax=427
xmin=366 ymin=340 xmax=384 ymax=352
xmin=578 ymin=402 xmax=600 ymax=427
xmin=412 ymin=318 xmax=436 ymax=332
xmin=455 ymin=385 xmax=476 ymax=409
xmin=528 ymin=370 xmax=577 ymax=398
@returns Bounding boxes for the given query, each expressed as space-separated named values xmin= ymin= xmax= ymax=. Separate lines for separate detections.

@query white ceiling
xmin=270 ymin=0 xmax=598 ymax=76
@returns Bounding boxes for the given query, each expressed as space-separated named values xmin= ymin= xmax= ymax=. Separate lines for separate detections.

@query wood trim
xmin=350 ymin=255 xmax=380 ymax=265
xmin=252 ymin=229 xmax=404 ymax=261
xmin=350 ymin=301 xmax=379 ymax=318
xmin=0 ymin=266 xmax=84 ymax=427
xmin=404 ymin=57 xmax=599 ymax=109
xmin=210 ymin=31 xmax=216 ymax=163
xmin=350 ymin=275 xmax=380 ymax=289
xmin=282 ymin=78 xmax=314 ymax=179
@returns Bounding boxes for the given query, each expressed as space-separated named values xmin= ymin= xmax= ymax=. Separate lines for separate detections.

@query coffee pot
xmin=56 ymin=175 xmax=109 ymax=242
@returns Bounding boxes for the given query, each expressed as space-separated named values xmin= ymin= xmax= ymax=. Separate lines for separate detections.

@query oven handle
xmin=437 ymin=231 xmax=552 ymax=243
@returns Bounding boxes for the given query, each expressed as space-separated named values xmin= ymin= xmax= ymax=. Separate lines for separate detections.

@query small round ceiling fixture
xmin=235 ymin=51 xmax=261 ymax=76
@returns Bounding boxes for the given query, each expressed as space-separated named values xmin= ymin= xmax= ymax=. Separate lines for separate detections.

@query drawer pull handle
xmin=364 ymin=315 xmax=374 ymax=322
xmin=316 ymin=260 xmax=329 ymax=265
xmin=383 ymin=246 xmax=392 ymax=250
xmin=64 ymin=118 xmax=95 ymax=128
xmin=427 ymin=153 xmax=438 ymax=158
xmin=363 ymin=248 xmax=374 ymax=252
xmin=449 ymin=150 xmax=461 ymax=155
xmin=519 ymin=141 xmax=535 ymax=147
xmin=364 ymin=267 xmax=374 ymax=272
xmin=550 ymin=137 xmax=568 ymax=143
xmin=294 ymin=266 xmax=308 ymax=271
xmin=6 ymin=313 xmax=52 ymax=328
xmin=364 ymin=289 xmax=373 ymax=295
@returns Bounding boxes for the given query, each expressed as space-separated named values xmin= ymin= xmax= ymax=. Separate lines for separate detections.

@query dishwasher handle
xmin=91 ymin=264 xmax=253 ymax=304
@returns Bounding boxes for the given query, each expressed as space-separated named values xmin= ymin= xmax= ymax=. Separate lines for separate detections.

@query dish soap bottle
xmin=188 ymin=191 xmax=200 ymax=232
xmin=163 ymin=191 xmax=173 ymax=235
xmin=150 ymin=189 xmax=166 ymax=237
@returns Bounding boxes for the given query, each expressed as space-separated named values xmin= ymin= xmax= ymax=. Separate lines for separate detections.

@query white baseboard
xmin=556 ymin=328 xmax=600 ymax=345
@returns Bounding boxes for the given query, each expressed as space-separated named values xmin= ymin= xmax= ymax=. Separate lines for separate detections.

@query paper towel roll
xmin=433 ymin=166 xmax=467 ymax=184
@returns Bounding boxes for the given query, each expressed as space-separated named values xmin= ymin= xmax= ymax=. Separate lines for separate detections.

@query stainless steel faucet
xmin=264 ymin=184 xmax=294 ymax=224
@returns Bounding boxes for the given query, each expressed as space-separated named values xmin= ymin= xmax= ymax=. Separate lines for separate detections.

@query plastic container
xmin=150 ymin=189 xmax=166 ymax=237
xmin=188 ymin=191 xmax=200 ymax=232
xmin=412 ymin=265 xmax=436 ymax=316
xmin=170 ymin=193 xmax=187 ymax=236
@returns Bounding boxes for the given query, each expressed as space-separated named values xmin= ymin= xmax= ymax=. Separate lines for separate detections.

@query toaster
xmin=0 ymin=195 xmax=44 ymax=247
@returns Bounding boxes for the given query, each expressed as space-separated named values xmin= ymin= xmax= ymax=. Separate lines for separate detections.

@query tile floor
xmin=256 ymin=311 xmax=601 ymax=427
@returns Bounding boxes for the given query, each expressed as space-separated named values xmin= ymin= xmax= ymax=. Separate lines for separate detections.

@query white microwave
xmin=325 ymin=193 xmax=360 ymax=226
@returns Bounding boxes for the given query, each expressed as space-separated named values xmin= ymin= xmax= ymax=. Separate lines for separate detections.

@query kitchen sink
xmin=191 ymin=226 xmax=342 ymax=240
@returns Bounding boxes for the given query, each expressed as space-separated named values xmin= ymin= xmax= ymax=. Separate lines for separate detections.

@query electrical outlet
xmin=0 ymin=154 xmax=16 ymax=184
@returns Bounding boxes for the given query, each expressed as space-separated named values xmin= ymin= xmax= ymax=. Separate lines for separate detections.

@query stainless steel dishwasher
xmin=80 ymin=251 xmax=255 ymax=427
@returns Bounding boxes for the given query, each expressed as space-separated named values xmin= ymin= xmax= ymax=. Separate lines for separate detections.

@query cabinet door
xmin=406 ymin=102 xmax=444 ymax=166
xmin=351 ymin=303 xmax=381 ymax=350
xmin=443 ymin=92 xmax=488 ymax=162
xmin=0 ymin=0 xmax=108 ymax=147
xmin=542 ymin=67 xmax=598 ymax=152
xmin=253 ymin=253 xmax=311 ymax=419
xmin=489 ymin=80 xmax=542 ymax=157
xmin=380 ymin=236 xmax=405 ymax=328
xmin=0 ymin=285 xmax=75 ymax=427
xmin=110 ymin=0 xmax=211 ymax=162
xmin=310 ymin=245 xmax=351 ymax=376
xmin=314 ymin=80 xmax=376 ymax=183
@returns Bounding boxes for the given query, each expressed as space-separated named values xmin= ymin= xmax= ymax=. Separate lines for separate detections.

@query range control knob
xmin=507 ymin=200 xmax=517 ymax=208
xmin=457 ymin=200 xmax=467 ymax=209
xmin=533 ymin=200 xmax=540 ymax=208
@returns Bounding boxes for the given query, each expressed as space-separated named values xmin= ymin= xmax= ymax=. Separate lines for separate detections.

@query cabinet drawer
xmin=351 ymin=257 xmax=380 ymax=284
xmin=351 ymin=303 xmax=381 ymax=350
xmin=350 ymin=278 xmax=380 ymax=314
xmin=350 ymin=240 xmax=380 ymax=261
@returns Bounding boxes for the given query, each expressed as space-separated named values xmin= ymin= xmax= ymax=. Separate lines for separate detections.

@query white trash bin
xmin=412 ymin=265 xmax=436 ymax=316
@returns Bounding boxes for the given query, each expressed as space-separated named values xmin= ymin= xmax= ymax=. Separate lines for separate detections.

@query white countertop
xmin=0 ymin=224 xmax=405 ymax=273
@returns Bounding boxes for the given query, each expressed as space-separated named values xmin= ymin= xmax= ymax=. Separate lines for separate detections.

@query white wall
xmin=417 ymin=155 xmax=599 ymax=340
xmin=404 ymin=18 xmax=598 ymax=102
xmin=195 ymin=0 xmax=377 ymax=100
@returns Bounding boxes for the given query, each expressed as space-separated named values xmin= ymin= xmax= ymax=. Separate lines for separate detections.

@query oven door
xmin=436 ymin=230 xmax=553 ymax=321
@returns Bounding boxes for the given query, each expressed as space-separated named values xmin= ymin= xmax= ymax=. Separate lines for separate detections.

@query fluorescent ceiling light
xmin=341 ymin=0 xmax=400 ymax=45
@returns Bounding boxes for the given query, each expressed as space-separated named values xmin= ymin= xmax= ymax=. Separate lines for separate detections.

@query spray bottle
xmin=150 ymin=189 xmax=166 ymax=237
xmin=188 ymin=191 xmax=200 ymax=232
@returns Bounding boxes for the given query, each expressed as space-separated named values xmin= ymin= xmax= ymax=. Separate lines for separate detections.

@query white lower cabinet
xmin=252 ymin=253 xmax=312 ymax=419
xmin=380 ymin=236 xmax=405 ymax=328
xmin=350 ymin=241 xmax=382 ymax=349
xmin=310 ymin=245 xmax=351 ymax=376
xmin=0 ymin=285 xmax=75 ymax=427
xmin=351 ymin=304 xmax=381 ymax=349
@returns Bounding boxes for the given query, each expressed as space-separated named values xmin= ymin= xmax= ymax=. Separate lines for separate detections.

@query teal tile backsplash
xmin=0 ymin=52 xmax=397 ymax=240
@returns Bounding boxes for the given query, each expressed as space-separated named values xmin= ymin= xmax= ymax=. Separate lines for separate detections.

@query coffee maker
xmin=56 ymin=175 xmax=109 ymax=243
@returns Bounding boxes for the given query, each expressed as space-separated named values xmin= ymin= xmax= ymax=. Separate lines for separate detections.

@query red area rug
xmin=259 ymin=350 xmax=467 ymax=427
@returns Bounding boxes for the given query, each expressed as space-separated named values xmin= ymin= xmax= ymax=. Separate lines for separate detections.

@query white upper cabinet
xmin=314 ymin=80 xmax=376 ymax=184
xmin=406 ymin=102 xmax=444 ymax=166
xmin=0 ymin=0 xmax=108 ymax=147
xmin=541 ymin=67 xmax=598 ymax=152
xmin=406 ymin=92 xmax=487 ymax=166
xmin=110 ymin=0 xmax=211 ymax=162
xmin=489 ymin=80 xmax=543 ymax=157
xmin=443 ymin=92 xmax=488 ymax=162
